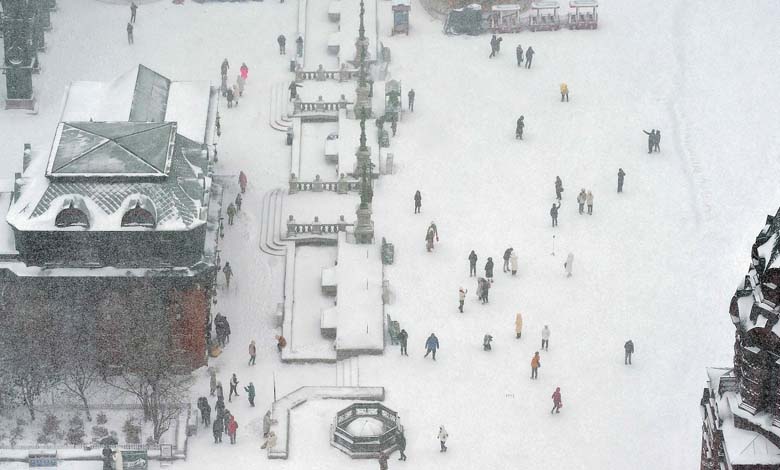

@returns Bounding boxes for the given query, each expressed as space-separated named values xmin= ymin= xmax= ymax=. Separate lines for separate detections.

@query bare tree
xmin=61 ymin=311 xmax=100 ymax=421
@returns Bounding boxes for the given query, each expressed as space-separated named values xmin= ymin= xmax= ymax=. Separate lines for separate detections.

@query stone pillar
xmin=337 ymin=173 xmax=349 ymax=194
xmin=316 ymin=64 xmax=326 ymax=81
xmin=338 ymin=215 xmax=348 ymax=231
xmin=354 ymin=82 xmax=372 ymax=118
xmin=315 ymin=96 xmax=325 ymax=113
xmin=339 ymin=64 xmax=348 ymax=82
xmin=289 ymin=173 xmax=299 ymax=194
xmin=312 ymin=175 xmax=324 ymax=192
xmin=354 ymin=206 xmax=374 ymax=244
xmin=338 ymin=94 xmax=348 ymax=109
xmin=293 ymin=96 xmax=302 ymax=114
xmin=354 ymin=36 xmax=370 ymax=64
xmin=286 ymin=215 xmax=297 ymax=237
xmin=311 ymin=216 xmax=322 ymax=235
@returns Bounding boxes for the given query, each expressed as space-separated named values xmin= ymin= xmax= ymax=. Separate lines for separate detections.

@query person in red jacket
xmin=227 ymin=415 xmax=238 ymax=444
xmin=551 ymin=387 xmax=562 ymax=414
xmin=240 ymin=63 xmax=249 ymax=80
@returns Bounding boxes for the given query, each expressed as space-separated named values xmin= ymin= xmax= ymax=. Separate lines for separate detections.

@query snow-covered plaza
xmin=2 ymin=0 xmax=780 ymax=469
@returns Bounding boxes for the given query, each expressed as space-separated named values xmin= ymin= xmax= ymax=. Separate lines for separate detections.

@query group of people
xmin=490 ymin=35 xmax=537 ymax=70
xmin=213 ymin=313 xmax=232 ymax=348
xmin=643 ymin=129 xmax=661 ymax=153
xmin=126 ymin=2 xmax=137 ymax=44
xmin=549 ymin=170 xmax=627 ymax=227
xmin=221 ymin=59 xmax=250 ymax=108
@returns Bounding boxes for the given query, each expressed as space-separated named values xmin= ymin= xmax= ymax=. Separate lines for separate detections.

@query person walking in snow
xmin=227 ymin=415 xmax=238 ymax=444
xmin=236 ymin=75 xmax=245 ymax=97
xmin=531 ymin=351 xmax=541 ymax=379
xmin=227 ymin=202 xmax=236 ymax=225
xmin=551 ymin=387 xmax=562 ymax=414
xmin=209 ymin=368 xmax=218 ymax=396
xmin=483 ymin=334 xmax=493 ymax=351
xmin=550 ymin=201 xmax=561 ymax=227
xmin=244 ymin=382 xmax=256 ymax=407
xmin=617 ymin=168 xmax=626 ymax=193
xmin=564 ymin=252 xmax=574 ymax=277
xmin=414 ymin=190 xmax=422 ymax=213
xmin=240 ymin=63 xmax=249 ymax=81
xmin=238 ymin=171 xmax=248 ymax=194
xmin=212 ymin=415 xmax=223 ymax=443
xmin=228 ymin=373 xmax=239 ymax=402
xmin=215 ymin=381 xmax=224 ymax=402
xmin=458 ymin=287 xmax=467 ymax=313
xmin=525 ymin=46 xmax=535 ymax=68
xmin=221 ymin=58 xmax=230 ymax=77
xmin=653 ymin=130 xmax=661 ymax=152
xmin=515 ymin=313 xmax=523 ymax=339
xmin=586 ymin=190 xmax=594 ymax=215
xmin=503 ymin=247 xmax=513 ymax=273
xmin=263 ymin=410 xmax=276 ymax=437
xmin=289 ymin=81 xmax=303 ymax=101
xmin=396 ymin=430 xmax=407 ymax=460
xmin=276 ymin=334 xmax=287 ymax=352
xmin=477 ymin=277 xmax=490 ymax=304
xmin=399 ymin=329 xmax=408 ymax=356
xmin=277 ymin=34 xmax=286 ymax=54
xmin=550 ymin=202 xmax=560 ymax=227
xmin=509 ymin=250 xmax=518 ymax=275
xmin=428 ymin=221 xmax=439 ymax=241
xmin=468 ymin=250 xmax=478 ymax=277
xmin=516 ymin=115 xmax=524 ymax=140
xmin=248 ymin=340 xmax=256 ymax=366
xmin=226 ymin=87 xmax=235 ymax=108
xmin=555 ymin=176 xmax=563 ymax=201
xmin=126 ymin=22 xmax=134 ymax=45
xmin=541 ymin=325 xmax=550 ymax=350
xmin=489 ymin=34 xmax=498 ymax=58
xmin=560 ymin=82 xmax=569 ymax=102
xmin=408 ymin=89 xmax=415 ymax=112
xmin=130 ymin=2 xmax=137 ymax=23
xmin=642 ymin=129 xmax=655 ymax=154
xmin=235 ymin=193 xmax=243 ymax=211
xmin=624 ymin=339 xmax=634 ymax=365
xmin=378 ymin=452 xmax=389 ymax=470
xmin=223 ymin=262 xmax=233 ymax=288
xmin=576 ymin=189 xmax=586 ymax=215
xmin=425 ymin=227 xmax=435 ymax=252
xmin=391 ymin=117 xmax=398 ymax=137
xmin=198 ymin=397 xmax=211 ymax=427
xmin=485 ymin=257 xmax=494 ymax=282
xmin=437 ymin=426 xmax=448 ymax=452
xmin=516 ymin=44 xmax=524 ymax=66
xmin=424 ymin=333 xmax=439 ymax=360
xmin=296 ymin=35 xmax=304 ymax=56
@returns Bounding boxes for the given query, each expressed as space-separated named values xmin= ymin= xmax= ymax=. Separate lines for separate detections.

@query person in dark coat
xmin=516 ymin=44 xmax=524 ymax=66
xmin=550 ymin=202 xmax=560 ymax=227
xmin=484 ymin=257 xmax=494 ymax=282
xmin=391 ymin=118 xmax=398 ymax=137
xmin=223 ymin=262 xmax=233 ymax=289
xmin=126 ymin=22 xmax=134 ymax=45
xmin=226 ymin=88 xmax=235 ymax=108
xmin=198 ymin=397 xmax=211 ymax=427
xmin=653 ymin=130 xmax=661 ymax=152
xmin=525 ymin=46 xmax=535 ymax=68
xmin=489 ymin=34 xmax=498 ymax=58
xmin=624 ymin=339 xmax=634 ymax=365
xmin=221 ymin=59 xmax=230 ymax=77
xmin=130 ymin=2 xmax=137 ymax=23
xmin=424 ymin=333 xmax=439 ymax=360
xmin=516 ymin=116 xmax=524 ymax=140
xmin=102 ymin=446 xmax=113 ymax=470
xmin=642 ymin=129 xmax=655 ymax=154
xmin=289 ymin=81 xmax=303 ymax=101
xmin=407 ymin=89 xmax=415 ymax=111
xmin=483 ymin=334 xmax=493 ymax=351
xmin=413 ymin=190 xmax=422 ymax=213
xmin=296 ymin=36 xmax=304 ymax=57
xmin=396 ymin=430 xmax=407 ymax=460
xmin=399 ymin=329 xmax=408 ymax=356
xmin=555 ymin=176 xmax=563 ymax=200
xmin=212 ymin=415 xmax=223 ymax=443
xmin=226 ymin=202 xmax=236 ymax=225
xmin=502 ymin=248 xmax=513 ymax=273
xmin=244 ymin=382 xmax=255 ymax=407
xmin=617 ymin=168 xmax=626 ymax=193
xmin=277 ymin=34 xmax=286 ymax=54
xmin=228 ymin=373 xmax=239 ymax=402
xmin=468 ymin=250 xmax=478 ymax=277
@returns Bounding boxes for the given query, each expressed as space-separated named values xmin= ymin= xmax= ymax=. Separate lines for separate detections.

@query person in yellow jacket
xmin=560 ymin=83 xmax=569 ymax=102
xmin=514 ymin=313 xmax=523 ymax=339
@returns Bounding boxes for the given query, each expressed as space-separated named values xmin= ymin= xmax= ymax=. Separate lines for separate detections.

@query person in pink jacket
xmin=551 ymin=387 xmax=562 ymax=414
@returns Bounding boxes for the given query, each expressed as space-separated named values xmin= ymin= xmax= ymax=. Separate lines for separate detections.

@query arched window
xmin=121 ymin=202 xmax=156 ymax=228
xmin=55 ymin=202 xmax=89 ymax=228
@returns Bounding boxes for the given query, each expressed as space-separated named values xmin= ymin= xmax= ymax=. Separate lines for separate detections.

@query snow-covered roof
xmin=492 ymin=4 xmax=524 ymax=12
xmin=570 ymin=0 xmax=597 ymax=8
xmin=166 ymin=81 xmax=213 ymax=145
xmin=531 ymin=1 xmax=560 ymax=9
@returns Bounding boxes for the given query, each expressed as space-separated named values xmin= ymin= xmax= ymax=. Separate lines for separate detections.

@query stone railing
xmin=293 ymin=96 xmax=351 ymax=114
xmin=296 ymin=68 xmax=359 ymax=82
xmin=286 ymin=215 xmax=353 ymax=237
xmin=289 ymin=173 xmax=361 ymax=194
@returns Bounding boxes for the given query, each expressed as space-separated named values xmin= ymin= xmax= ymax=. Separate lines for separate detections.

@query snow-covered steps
xmin=336 ymin=356 xmax=360 ymax=387
xmin=259 ymin=188 xmax=288 ymax=257
xmin=269 ymin=82 xmax=293 ymax=132
xmin=268 ymin=386 xmax=385 ymax=459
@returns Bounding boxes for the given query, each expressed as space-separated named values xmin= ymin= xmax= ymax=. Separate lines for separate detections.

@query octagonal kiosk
xmin=331 ymin=402 xmax=403 ymax=458
xmin=529 ymin=1 xmax=561 ymax=31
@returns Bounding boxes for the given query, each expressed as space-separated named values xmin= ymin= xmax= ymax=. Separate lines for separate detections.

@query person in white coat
xmin=515 ymin=313 xmax=523 ymax=339
xmin=586 ymin=190 xmax=594 ymax=215
xmin=564 ymin=253 xmax=574 ymax=277
xmin=541 ymin=325 xmax=550 ymax=350
xmin=437 ymin=426 xmax=448 ymax=452
xmin=458 ymin=287 xmax=467 ymax=313
xmin=509 ymin=251 xmax=518 ymax=275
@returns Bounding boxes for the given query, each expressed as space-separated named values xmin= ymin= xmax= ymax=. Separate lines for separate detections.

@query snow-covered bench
xmin=328 ymin=33 xmax=341 ymax=55
xmin=328 ymin=1 xmax=341 ymax=21
xmin=321 ymin=306 xmax=338 ymax=338
xmin=321 ymin=266 xmax=337 ymax=295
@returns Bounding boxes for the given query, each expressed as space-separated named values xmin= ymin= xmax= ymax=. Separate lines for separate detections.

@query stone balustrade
xmin=289 ymin=173 xmax=361 ymax=194
xmin=286 ymin=215 xmax=352 ymax=237
xmin=293 ymin=96 xmax=351 ymax=114
xmin=295 ymin=67 xmax=359 ymax=82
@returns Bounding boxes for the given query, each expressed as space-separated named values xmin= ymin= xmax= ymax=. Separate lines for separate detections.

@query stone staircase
xmin=336 ymin=356 xmax=360 ymax=387
xmin=269 ymin=82 xmax=293 ymax=132
xmin=259 ymin=188 xmax=288 ymax=257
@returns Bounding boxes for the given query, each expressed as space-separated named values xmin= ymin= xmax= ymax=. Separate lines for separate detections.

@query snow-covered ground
xmin=2 ymin=0 xmax=780 ymax=469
